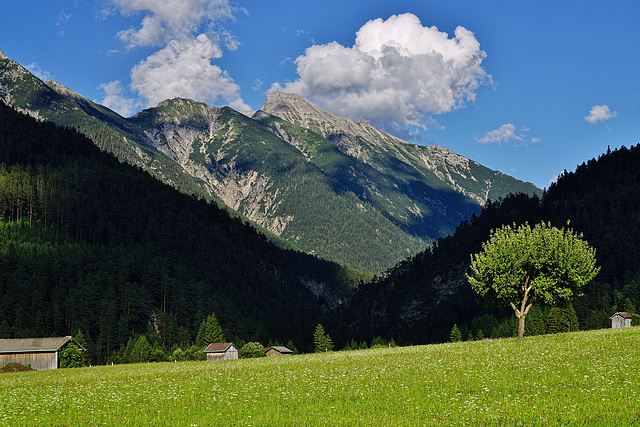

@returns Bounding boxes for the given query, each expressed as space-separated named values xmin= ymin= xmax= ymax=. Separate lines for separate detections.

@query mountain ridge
xmin=0 ymin=50 xmax=540 ymax=272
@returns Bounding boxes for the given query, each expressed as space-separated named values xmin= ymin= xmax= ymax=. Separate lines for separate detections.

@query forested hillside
xmin=345 ymin=145 xmax=640 ymax=345
xmin=0 ymin=102 xmax=360 ymax=363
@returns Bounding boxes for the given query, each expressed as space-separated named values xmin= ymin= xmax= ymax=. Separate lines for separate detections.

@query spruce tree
xmin=195 ymin=312 xmax=225 ymax=349
xmin=449 ymin=324 xmax=462 ymax=342
xmin=313 ymin=324 xmax=334 ymax=352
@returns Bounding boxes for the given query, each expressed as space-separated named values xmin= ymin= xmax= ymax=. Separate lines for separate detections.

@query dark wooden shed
xmin=265 ymin=346 xmax=293 ymax=357
xmin=204 ymin=343 xmax=238 ymax=361
xmin=0 ymin=336 xmax=85 ymax=370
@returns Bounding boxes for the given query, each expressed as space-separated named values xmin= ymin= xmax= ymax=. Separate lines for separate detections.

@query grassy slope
xmin=2 ymin=327 xmax=639 ymax=426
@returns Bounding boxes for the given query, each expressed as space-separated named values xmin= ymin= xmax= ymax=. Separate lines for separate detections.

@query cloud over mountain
xmin=272 ymin=13 xmax=490 ymax=130
xmin=99 ymin=0 xmax=248 ymax=115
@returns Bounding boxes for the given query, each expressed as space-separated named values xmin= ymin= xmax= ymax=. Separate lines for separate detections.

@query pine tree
xmin=131 ymin=335 xmax=151 ymax=363
xmin=195 ymin=312 xmax=225 ymax=349
xmin=449 ymin=324 xmax=462 ymax=342
xmin=313 ymin=324 xmax=334 ymax=352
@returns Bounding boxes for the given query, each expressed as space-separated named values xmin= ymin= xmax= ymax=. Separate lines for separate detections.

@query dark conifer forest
xmin=0 ymin=102 xmax=358 ymax=363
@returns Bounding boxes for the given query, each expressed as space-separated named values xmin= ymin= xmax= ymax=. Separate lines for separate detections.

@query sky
xmin=1 ymin=0 xmax=639 ymax=189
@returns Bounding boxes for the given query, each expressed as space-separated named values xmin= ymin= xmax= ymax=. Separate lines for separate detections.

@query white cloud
xmin=585 ymin=104 xmax=617 ymax=124
xmin=272 ymin=13 xmax=490 ymax=130
xmin=478 ymin=123 xmax=539 ymax=146
xmin=111 ymin=0 xmax=234 ymax=48
xmin=103 ymin=0 xmax=248 ymax=111
xmin=98 ymin=80 xmax=137 ymax=117
xmin=25 ymin=63 xmax=52 ymax=81
xmin=130 ymin=35 xmax=246 ymax=109
xmin=56 ymin=11 xmax=72 ymax=37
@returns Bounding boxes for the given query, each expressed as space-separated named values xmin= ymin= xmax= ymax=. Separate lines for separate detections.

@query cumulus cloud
xmin=100 ymin=0 xmax=248 ymax=112
xmin=130 ymin=35 xmax=248 ymax=110
xmin=98 ymin=80 xmax=137 ymax=117
xmin=111 ymin=0 xmax=235 ymax=48
xmin=585 ymin=104 xmax=617 ymax=124
xmin=478 ymin=123 xmax=539 ymax=146
xmin=272 ymin=13 xmax=490 ymax=130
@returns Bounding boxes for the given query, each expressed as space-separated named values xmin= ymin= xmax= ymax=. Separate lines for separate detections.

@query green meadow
xmin=2 ymin=327 xmax=639 ymax=426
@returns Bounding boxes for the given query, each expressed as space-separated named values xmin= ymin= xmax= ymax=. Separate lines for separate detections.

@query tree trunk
xmin=517 ymin=314 xmax=526 ymax=340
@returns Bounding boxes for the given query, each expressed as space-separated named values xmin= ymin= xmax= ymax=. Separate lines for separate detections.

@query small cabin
xmin=204 ymin=343 xmax=238 ymax=361
xmin=610 ymin=312 xmax=633 ymax=328
xmin=265 ymin=346 xmax=293 ymax=357
xmin=0 ymin=336 xmax=85 ymax=370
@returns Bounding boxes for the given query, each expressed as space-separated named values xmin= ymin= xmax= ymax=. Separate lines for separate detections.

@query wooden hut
xmin=204 ymin=343 xmax=238 ymax=361
xmin=610 ymin=312 xmax=633 ymax=328
xmin=265 ymin=346 xmax=293 ymax=357
xmin=0 ymin=336 xmax=85 ymax=370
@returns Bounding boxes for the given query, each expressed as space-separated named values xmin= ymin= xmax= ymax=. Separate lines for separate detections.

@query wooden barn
xmin=0 ymin=336 xmax=85 ymax=370
xmin=204 ymin=343 xmax=238 ymax=361
xmin=266 ymin=346 xmax=293 ymax=357
xmin=610 ymin=312 xmax=633 ymax=328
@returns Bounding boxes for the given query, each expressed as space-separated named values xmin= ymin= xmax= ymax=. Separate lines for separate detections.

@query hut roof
xmin=610 ymin=312 xmax=633 ymax=319
xmin=268 ymin=346 xmax=292 ymax=354
xmin=0 ymin=336 xmax=85 ymax=354
xmin=204 ymin=343 xmax=236 ymax=353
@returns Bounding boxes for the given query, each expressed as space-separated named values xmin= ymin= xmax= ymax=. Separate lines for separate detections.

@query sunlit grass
xmin=1 ymin=327 xmax=639 ymax=425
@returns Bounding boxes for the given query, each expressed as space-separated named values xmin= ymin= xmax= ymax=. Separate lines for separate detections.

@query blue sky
xmin=1 ymin=0 xmax=639 ymax=189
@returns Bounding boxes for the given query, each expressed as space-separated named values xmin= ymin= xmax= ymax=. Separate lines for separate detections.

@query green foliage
xmin=285 ymin=340 xmax=299 ymax=355
xmin=342 ymin=340 xmax=368 ymax=351
xmin=59 ymin=343 xmax=84 ymax=368
xmin=74 ymin=330 xmax=90 ymax=366
xmin=524 ymin=306 xmax=547 ymax=336
xmin=369 ymin=336 xmax=397 ymax=349
xmin=239 ymin=342 xmax=265 ymax=358
xmin=313 ymin=324 xmax=334 ymax=353
xmin=468 ymin=221 xmax=599 ymax=339
xmin=449 ymin=324 xmax=462 ymax=342
xmin=195 ymin=313 xmax=225 ymax=349
xmin=547 ymin=303 xmax=580 ymax=334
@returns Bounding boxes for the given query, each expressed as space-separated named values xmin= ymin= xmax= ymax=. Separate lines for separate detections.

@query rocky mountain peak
xmin=262 ymin=91 xmax=358 ymax=138
xmin=0 ymin=48 xmax=7 ymax=60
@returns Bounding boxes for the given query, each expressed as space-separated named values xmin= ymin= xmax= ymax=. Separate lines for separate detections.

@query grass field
xmin=1 ymin=327 xmax=639 ymax=426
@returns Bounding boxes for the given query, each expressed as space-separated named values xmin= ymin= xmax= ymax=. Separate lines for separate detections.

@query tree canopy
xmin=467 ymin=221 xmax=599 ymax=339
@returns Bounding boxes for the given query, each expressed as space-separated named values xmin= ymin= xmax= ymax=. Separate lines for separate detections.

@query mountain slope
xmin=345 ymin=144 xmax=640 ymax=345
xmin=0 ymin=51 xmax=540 ymax=273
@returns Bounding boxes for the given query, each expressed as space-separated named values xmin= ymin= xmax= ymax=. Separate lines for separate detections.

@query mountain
xmin=0 ymin=101 xmax=358 ymax=362
xmin=0 ymin=51 xmax=540 ymax=273
xmin=344 ymin=145 xmax=640 ymax=345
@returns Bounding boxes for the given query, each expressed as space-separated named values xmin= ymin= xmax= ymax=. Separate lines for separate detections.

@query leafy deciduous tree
xmin=467 ymin=222 xmax=599 ymax=340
